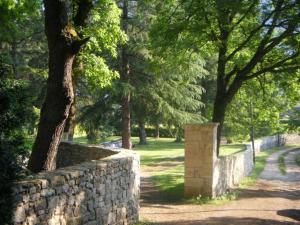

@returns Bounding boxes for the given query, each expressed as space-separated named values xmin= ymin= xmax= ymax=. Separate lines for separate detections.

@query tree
xmin=119 ymin=0 xmax=133 ymax=149
xmin=0 ymin=0 xmax=47 ymax=131
xmin=28 ymin=0 xmax=124 ymax=172
xmin=151 ymin=0 xmax=300 ymax=153
xmin=28 ymin=0 xmax=94 ymax=172
xmin=63 ymin=2 xmax=125 ymax=141
xmin=0 ymin=61 xmax=34 ymax=224
xmin=225 ymin=74 xmax=299 ymax=138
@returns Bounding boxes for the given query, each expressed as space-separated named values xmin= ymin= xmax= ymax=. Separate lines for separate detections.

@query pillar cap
xmin=185 ymin=123 xmax=219 ymax=130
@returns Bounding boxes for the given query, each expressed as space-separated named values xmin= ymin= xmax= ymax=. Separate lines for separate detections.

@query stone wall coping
xmin=218 ymin=147 xmax=250 ymax=160
xmin=13 ymin=144 xmax=139 ymax=187
xmin=185 ymin=123 xmax=219 ymax=130
xmin=60 ymin=141 xmax=122 ymax=153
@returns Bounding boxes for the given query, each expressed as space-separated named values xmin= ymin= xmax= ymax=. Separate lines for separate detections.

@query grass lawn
xmin=132 ymin=137 xmax=247 ymax=202
xmin=70 ymin=136 xmax=246 ymax=201
xmin=132 ymin=138 xmax=298 ymax=203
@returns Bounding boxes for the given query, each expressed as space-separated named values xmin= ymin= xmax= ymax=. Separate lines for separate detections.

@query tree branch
xmin=74 ymin=0 xmax=93 ymax=27
xmin=242 ymin=52 xmax=300 ymax=81
xmin=226 ymin=11 xmax=275 ymax=61
xmin=70 ymin=37 xmax=90 ymax=54
xmin=229 ymin=0 xmax=258 ymax=33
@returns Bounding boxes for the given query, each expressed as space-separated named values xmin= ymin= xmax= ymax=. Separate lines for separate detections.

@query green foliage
xmin=0 ymin=0 xmax=47 ymax=78
xmin=149 ymin=52 xmax=207 ymax=126
xmin=0 ymin=69 xmax=35 ymax=224
xmin=223 ymin=74 xmax=300 ymax=141
xmin=150 ymin=0 xmax=300 ymax=140
xmin=78 ymin=0 xmax=126 ymax=88
xmin=130 ymin=126 xmax=175 ymax=138
xmin=76 ymin=88 xmax=121 ymax=143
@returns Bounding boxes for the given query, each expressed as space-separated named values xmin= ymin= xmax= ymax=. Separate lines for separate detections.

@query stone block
xmin=47 ymin=196 xmax=59 ymax=209
xmin=184 ymin=123 xmax=218 ymax=198
xmin=41 ymin=188 xmax=55 ymax=197
xmin=26 ymin=213 xmax=39 ymax=225
xmin=50 ymin=174 xmax=65 ymax=186
xmin=12 ymin=204 xmax=26 ymax=223
xmin=35 ymin=198 xmax=47 ymax=211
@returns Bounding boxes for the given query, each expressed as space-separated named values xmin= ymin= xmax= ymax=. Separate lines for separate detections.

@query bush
xmin=0 ymin=70 xmax=34 ymax=224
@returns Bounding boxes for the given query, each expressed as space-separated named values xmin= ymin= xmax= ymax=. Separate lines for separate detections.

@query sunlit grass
xmin=133 ymin=138 xmax=184 ymax=165
xmin=132 ymin=138 xmax=246 ymax=202
xmin=187 ymin=190 xmax=239 ymax=205
xmin=219 ymin=143 xmax=246 ymax=156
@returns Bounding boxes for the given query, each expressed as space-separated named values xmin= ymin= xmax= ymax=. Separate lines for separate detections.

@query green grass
xmin=277 ymin=148 xmax=300 ymax=175
xmin=296 ymin=153 xmax=300 ymax=167
xmin=219 ymin=143 xmax=246 ymax=156
xmin=151 ymin=164 xmax=184 ymax=201
xmin=24 ymin=136 xmax=35 ymax=150
xmin=187 ymin=190 xmax=239 ymax=205
xmin=68 ymin=136 xmax=247 ymax=202
xmin=133 ymin=138 xmax=184 ymax=166
xmin=278 ymin=152 xmax=288 ymax=175
xmin=132 ymin=138 xmax=246 ymax=202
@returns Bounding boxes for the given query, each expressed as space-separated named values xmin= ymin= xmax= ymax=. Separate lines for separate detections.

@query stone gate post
xmin=184 ymin=123 xmax=219 ymax=198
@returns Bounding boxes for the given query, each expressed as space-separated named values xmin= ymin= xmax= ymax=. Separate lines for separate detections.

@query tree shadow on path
xmin=150 ymin=217 xmax=299 ymax=225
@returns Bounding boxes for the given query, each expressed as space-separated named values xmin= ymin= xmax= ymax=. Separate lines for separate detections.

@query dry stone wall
xmin=184 ymin=124 xmax=300 ymax=197
xmin=214 ymin=133 xmax=300 ymax=195
xmin=11 ymin=142 xmax=140 ymax=225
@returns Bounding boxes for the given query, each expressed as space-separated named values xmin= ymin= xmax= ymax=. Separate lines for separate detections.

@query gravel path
xmin=140 ymin=147 xmax=300 ymax=225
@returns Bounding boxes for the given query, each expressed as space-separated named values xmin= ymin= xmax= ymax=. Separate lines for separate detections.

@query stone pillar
xmin=184 ymin=123 xmax=218 ymax=198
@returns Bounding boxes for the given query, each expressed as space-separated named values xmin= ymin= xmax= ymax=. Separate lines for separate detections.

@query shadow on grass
xmin=141 ymin=156 xmax=184 ymax=166
xmin=150 ymin=174 xmax=184 ymax=203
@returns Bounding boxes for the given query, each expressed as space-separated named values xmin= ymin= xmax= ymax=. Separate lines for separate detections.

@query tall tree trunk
xmin=138 ymin=121 xmax=147 ymax=145
xmin=212 ymin=91 xmax=228 ymax=155
xmin=64 ymin=70 xmax=78 ymax=141
xmin=27 ymin=0 xmax=90 ymax=172
xmin=120 ymin=0 xmax=131 ymax=149
xmin=154 ymin=123 xmax=160 ymax=139
xmin=249 ymin=100 xmax=255 ymax=163
xmin=175 ymin=126 xmax=183 ymax=142
xmin=64 ymin=95 xmax=76 ymax=141
xmin=121 ymin=95 xmax=131 ymax=149
xmin=28 ymin=45 xmax=75 ymax=172
xmin=10 ymin=36 xmax=19 ymax=78
xmin=65 ymin=60 xmax=82 ymax=141
xmin=67 ymin=117 xmax=76 ymax=141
